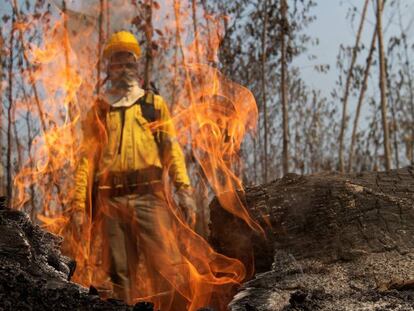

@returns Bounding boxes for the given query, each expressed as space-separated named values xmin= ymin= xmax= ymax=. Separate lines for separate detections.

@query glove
xmin=176 ymin=185 xmax=197 ymax=229
xmin=72 ymin=209 xmax=85 ymax=227
xmin=71 ymin=206 xmax=86 ymax=235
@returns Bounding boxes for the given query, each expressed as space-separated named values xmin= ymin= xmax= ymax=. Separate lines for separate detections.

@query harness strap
xmin=137 ymin=92 xmax=163 ymax=157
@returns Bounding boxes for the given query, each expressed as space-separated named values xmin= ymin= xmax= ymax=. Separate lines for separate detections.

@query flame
xmin=11 ymin=1 xmax=261 ymax=310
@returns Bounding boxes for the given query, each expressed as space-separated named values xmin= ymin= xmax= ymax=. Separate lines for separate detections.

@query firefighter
xmin=72 ymin=31 xmax=197 ymax=307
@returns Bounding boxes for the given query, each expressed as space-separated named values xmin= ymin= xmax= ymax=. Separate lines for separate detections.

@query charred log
xmin=0 ymin=197 xmax=217 ymax=310
xmin=210 ymin=167 xmax=414 ymax=310
xmin=0 ymin=197 xmax=148 ymax=310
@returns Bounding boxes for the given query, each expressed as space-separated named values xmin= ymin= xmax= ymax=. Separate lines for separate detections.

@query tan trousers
xmin=99 ymin=191 xmax=188 ymax=310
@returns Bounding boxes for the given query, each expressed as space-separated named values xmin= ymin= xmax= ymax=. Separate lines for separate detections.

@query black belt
xmin=98 ymin=181 xmax=164 ymax=197
xmin=98 ymin=166 xmax=163 ymax=197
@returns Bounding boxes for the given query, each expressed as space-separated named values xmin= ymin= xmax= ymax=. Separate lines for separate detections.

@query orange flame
xmin=12 ymin=1 xmax=261 ymax=310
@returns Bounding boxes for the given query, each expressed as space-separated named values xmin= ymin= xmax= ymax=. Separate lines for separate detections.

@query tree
xmin=280 ymin=0 xmax=289 ymax=175
xmin=348 ymin=26 xmax=377 ymax=172
xmin=6 ymin=8 xmax=15 ymax=203
xmin=260 ymin=0 xmax=269 ymax=182
xmin=338 ymin=0 xmax=369 ymax=172
xmin=377 ymin=0 xmax=392 ymax=170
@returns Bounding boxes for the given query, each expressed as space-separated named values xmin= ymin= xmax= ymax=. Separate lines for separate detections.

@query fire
xmin=11 ymin=1 xmax=261 ymax=310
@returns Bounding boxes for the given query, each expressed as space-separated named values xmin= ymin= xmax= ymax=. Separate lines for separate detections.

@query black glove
xmin=176 ymin=185 xmax=197 ymax=229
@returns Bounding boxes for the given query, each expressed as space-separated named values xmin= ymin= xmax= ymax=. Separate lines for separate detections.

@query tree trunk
xmin=12 ymin=103 xmax=21 ymax=171
xmin=191 ymin=0 xmax=201 ymax=65
xmin=280 ymin=0 xmax=289 ymax=176
xmin=24 ymin=107 xmax=37 ymax=220
xmin=6 ymin=12 xmax=15 ymax=204
xmin=105 ymin=0 xmax=110 ymax=40
xmin=338 ymin=0 xmax=369 ymax=172
xmin=96 ymin=0 xmax=104 ymax=96
xmin=398 ymin=1 xmax=414 ymax=165
xmin=377 ymin=0 xmax=392 ymax=170
xmin=388 ymin=65 xmax=400 ymax=168
xmin=143 ymin=0 xmax=154 ymax=90
xmin=62 ymin=0 xmax=78 ymax=160
xmin=200 ymin=0 xmax=214 ymax=66
xmin=0 ymin=30 xmax=5 ymax=196
xmin=261 ymin=0 xmax=269 ymax=183
xmin=348 ymin=25 xmax=377 ymax=172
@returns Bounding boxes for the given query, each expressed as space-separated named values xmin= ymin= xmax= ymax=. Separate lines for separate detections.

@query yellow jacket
xmin=73 ymin=94 xmax=190 ymax=210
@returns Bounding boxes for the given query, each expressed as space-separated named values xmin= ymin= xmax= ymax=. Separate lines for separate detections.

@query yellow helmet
xmin=103 ymin=31 xmax=141 ymax=60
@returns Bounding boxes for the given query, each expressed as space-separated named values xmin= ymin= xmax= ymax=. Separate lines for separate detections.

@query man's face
xmin=107 ymin=51 xmax=139 ymax=88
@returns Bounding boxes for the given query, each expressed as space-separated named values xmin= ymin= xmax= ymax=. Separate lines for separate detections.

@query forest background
xmin=0 ymin=0 xmax=413 ymax=227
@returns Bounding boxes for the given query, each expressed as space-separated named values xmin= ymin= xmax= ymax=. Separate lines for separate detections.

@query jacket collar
xmin=103 ymin=79 xmax=145 ymax=108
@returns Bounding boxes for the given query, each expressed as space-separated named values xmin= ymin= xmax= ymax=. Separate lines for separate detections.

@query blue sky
xmin=296 ymin=0 xmax=414 ymax=98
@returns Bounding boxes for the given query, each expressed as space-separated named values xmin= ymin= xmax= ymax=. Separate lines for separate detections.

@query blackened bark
xmin=210 ymin=167 xmax=414 ymax=310
xmin=211 ymin=167 xmax=414 ymax=269
xmin=0 ymin=198 xmax=215 ymax=310
xmin=0 ymin=199 xmax=115 ymax=308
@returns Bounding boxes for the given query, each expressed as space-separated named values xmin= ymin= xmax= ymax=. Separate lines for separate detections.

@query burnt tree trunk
xmin=210 ymin=167 xmax=414 ymax=310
